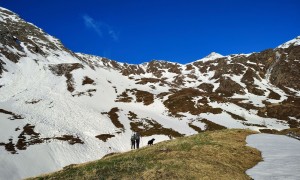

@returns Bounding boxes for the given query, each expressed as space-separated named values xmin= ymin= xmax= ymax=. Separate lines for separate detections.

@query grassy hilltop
xmin=29 ymin=129 xmax=261 ymax=180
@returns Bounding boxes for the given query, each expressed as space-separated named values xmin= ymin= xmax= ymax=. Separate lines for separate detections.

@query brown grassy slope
xmin=28 ymin=129 xmax=261 ymax=180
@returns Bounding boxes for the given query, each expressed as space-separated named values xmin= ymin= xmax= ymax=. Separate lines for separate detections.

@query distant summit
xmin=277 ymin=36 xmax=300 ymax=49
xmin=196 ymin=52 xmax=224 ymax=62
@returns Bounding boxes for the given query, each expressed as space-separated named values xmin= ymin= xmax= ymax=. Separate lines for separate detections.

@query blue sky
xmin=1 ymin=0 xmax=300 ymax=64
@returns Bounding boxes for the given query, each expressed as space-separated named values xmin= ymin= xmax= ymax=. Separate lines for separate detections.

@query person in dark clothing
xmin=131 ymin=133 xmax=136 ymax=149
xmin=135 ymin=132 xmax=141 ymax=149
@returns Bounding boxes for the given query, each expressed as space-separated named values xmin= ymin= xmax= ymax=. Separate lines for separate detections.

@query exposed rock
xmin=198 ymin=83 xmax=214 ymax=93
xmin=215 ymin=77 xmax=245 ymax=96
xmin=49 ymin=63 xmax=84 ymax=92
xmin=0 ymin=123 xmax=84 ymax=154
xmin=95 ymin=134 xmax=115 ymax=142
xmin=164 ymin=88 xmax=222 ymax=116
xmin=270 ymin=46 xmax=300 ymax=90
xmin=82 ymin=76 xmax=95 ymax=85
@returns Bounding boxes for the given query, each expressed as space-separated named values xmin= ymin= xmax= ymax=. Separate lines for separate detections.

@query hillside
xmin=0 ymin=6 xmax=299 ymax=179
xmin=28 ymin=129 xmax=261 ymax=180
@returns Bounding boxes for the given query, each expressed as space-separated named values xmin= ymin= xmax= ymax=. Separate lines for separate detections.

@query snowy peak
xmin=0 ymin=7 xmax=80 ymax=65
xmin=0 ymin=7 xmax=17 ymax=22
xmin=277 ymin=36 xmax=300 ymax=49
xmin=197 ymin=52 xmax=224 ymax=62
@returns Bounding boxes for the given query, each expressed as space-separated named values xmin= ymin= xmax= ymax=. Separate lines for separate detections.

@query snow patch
xmin=246 ymin=134 xmax=300 ymax=180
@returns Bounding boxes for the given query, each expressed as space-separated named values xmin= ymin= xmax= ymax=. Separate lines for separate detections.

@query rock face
xmin=0 ymin=6 xmax=300 ymax=180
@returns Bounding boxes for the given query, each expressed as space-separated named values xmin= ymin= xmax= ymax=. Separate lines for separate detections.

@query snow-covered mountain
xmin=196 ymin=52 xmax=224 ymax=62
xmin=0 ymin=7 xmax=300 ymax=179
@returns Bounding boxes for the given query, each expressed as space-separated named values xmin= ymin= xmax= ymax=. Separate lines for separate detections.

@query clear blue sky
xmin=1 ymin=0 xmax=299 ymax=64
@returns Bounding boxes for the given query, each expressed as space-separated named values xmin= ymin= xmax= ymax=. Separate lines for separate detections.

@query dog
xmin=148 ymin=138 xmax=155 ymax=146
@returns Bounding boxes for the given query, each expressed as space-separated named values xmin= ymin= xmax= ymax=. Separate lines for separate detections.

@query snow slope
xmin=246 ymin=134 xmax=300 ymax=180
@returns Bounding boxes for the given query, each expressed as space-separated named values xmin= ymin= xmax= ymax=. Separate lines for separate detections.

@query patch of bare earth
xmin=163 ymin=88 xmax=222 ymax=117
xmin=135 ymin=89 xmax=154 ymax=105
xmin=115 ymin=89 xmax=154 ymax=105
xmin=257 ymin=96 xmax=300 ymax=127
xmin=49 ymin=63 xmax=84 ymax=92
xmin=0 ymin=108 xmax=24 ymax=120
xmin=95 ymin=134 xmax=115 ymax=142
xmin=102 ymin=107 xmax=125 ymax=130
xmin=72 ymin=89 xmax=96 ymax=97
xmin=188 ymin=123 xmax=202 ymax=133
xmin=226 ymin=111 xmax=246 ymax=121
xmin=201 ymin=119 xmax=227 ymax=131
xmin=271 ymin=46 xmax=300 ymax=90
xmin=215 ymin=77 xmax=246 ymax=96
xmin=189 ymin=119 xmax=227 ymax=133
xmin=241 ymin=68 xmax=265 ymax=96
xmin=53 ymin=135 xmax=84 ymax=145
xmin=136 ymin=77 xmax=172 ymax=87
xmin=25 ymin=99 xmax=41 ymax=104
xmin=0 ymin=124 xmax=84 ymax=154
xmin=121 ymin=64 xmax=145 ymax=76
xmin=82 ymin=76 xmax=95 ymax=85
xmin=128 ymin=111 xmax=183 ymax=138
xmin=259 ymin=128 xmax=300 ymax=138
xmin=198 ymin=83 xmax=214 ymax=93
xmin=267 ymin=88 xmax=281 ymax=100
xmin=115 ymin=90 xmax=133 ymax=103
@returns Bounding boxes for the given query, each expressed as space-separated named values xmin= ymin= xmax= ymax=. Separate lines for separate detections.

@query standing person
xmin=135 ymin=131 xmax=141 ymax=149
xmin=131 ymin=132 xmax=136 ymax=149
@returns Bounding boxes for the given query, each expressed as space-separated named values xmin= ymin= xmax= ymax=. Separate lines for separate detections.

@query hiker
xmin=131 ymin=133 xmax=136 ymax=149
xmin=135 ymin=132 xmax=141 ymax=149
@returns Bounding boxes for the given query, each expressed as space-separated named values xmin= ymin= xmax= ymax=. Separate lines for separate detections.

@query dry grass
xmin=29 ymin=129 xmax=261 ymax=180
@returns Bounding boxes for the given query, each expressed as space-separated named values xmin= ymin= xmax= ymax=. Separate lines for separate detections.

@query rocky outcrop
xmin=215 ymin=77 xmax=245 ymax=96
xmin=270 ymin=46 xmax=300 ymax=90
